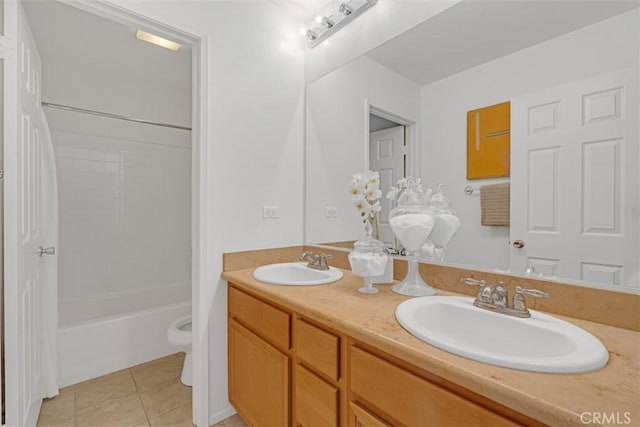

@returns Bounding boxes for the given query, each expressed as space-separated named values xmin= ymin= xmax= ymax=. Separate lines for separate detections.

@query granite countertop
xmin=222 ymin=267 xmax=640 ymax=427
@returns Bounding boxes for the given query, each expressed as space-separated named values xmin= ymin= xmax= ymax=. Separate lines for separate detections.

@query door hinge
xmin=0 ymin=161 xmax=4 ymax=180
xmin=0 ymin=36 xmax=13 ymax=60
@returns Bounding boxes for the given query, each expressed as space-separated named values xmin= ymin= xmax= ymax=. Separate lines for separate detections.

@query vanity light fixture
xmin=300 ymin=0 xmax=377 ymax=48
xmin=135 ymin=30 xmax=181 ymax=51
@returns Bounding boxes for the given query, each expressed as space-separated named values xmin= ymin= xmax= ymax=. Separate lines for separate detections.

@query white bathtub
xmin=58 ymin=284 xmax=190 ymax=387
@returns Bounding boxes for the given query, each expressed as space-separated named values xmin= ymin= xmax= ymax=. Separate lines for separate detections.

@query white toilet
xmin=167 ymin=315 xmax=192 ymax=386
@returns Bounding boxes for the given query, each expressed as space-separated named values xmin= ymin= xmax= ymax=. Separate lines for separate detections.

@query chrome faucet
xmin=461 ymin=278 xmax=549 ymax=318
xmin=300 ymin=251 xmax=333 ymax=271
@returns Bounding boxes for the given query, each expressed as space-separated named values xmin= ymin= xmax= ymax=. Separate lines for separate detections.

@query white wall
xmin=100 ymin=1 xmax=305 ymax=424
xmin=420 ymin=9 xmax=640 ymax=271
xmin=306 ymin=55 xmax=420 ymax=244
xmin=305 ymin=0 xmax=460 ymax=83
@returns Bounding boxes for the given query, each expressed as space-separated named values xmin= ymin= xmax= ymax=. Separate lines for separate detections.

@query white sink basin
xmin=253 ymin=262 xmax=343 ymax=286
xmin=396 ymin=296 xmax=608 ymax=374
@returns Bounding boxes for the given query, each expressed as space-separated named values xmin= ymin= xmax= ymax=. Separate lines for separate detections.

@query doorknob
xmin=38 ymin=246 xmax=56 ymax=257
xmin=513 ymin=240 xmax=525 ymax=249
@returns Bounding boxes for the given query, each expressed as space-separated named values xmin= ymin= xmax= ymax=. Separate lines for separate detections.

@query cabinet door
xmin=349 ymin=403 xmax=390 ymax=427
xmin=229 ymin=319 xmax=289 ymax=426
xmin=295 ymin=365 xmax=338 ymax=427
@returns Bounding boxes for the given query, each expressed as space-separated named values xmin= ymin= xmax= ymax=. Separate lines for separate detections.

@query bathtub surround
xmin=49 ymin=110 xmax=192 ymax=319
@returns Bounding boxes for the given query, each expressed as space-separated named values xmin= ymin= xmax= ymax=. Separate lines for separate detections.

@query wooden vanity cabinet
xmin=227 ymin=283 xmax=540 ymax=427
xmin=228 ymin=286 xmax=291 ymax=426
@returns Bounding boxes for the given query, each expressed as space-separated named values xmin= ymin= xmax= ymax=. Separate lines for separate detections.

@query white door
xmin=4 ymin=1 xmax=52 ymax=425
xmin=370 ymin=125 xmax=405 ymax=244
xmin=511 ymin=68 xmax=639 ymax=289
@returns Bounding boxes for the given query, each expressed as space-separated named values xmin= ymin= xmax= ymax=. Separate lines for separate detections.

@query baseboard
xmin=208 ymin=404 xmax=236 ymax=426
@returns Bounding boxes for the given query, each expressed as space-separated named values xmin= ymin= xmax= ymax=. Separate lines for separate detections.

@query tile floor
xmin=37 ymin=353 xmax=246 ymax=427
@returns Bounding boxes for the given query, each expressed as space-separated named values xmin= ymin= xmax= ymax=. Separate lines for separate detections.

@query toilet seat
xmin=167 ymin=315 xmax=192 ymax=350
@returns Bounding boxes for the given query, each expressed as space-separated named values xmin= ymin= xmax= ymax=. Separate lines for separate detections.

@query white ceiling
xmin=23 ymin=0 xmax=192 ymax=91
xmin=367 ymin=0 xmax=640 ymax=86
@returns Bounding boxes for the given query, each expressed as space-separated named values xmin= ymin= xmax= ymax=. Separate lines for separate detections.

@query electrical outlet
xmin=263 ymin=206 xmax=280 ymax=219
xmin=325 ymin=207 xmax=338 ymax=218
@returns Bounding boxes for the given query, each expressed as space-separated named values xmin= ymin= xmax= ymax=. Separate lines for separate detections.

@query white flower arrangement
xmin=350 ymin=170 xmax=382 ymax=237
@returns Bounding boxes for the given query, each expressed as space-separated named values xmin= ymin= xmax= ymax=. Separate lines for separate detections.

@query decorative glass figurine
xmin=348 ymin=220 xmax=389 ymax=294
xmin=388 ymin=179 xmax=437 ymax=296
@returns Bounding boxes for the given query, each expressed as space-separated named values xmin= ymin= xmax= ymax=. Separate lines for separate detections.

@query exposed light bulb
xmin=339 ymin=3 xmax=353 ymax=15
xmin=305 ymin=29 xmax=318 ymax=41
xmin=315 ymin=15 xmax=323 ymax=24
xmin=299 ymin=27 xmax=307 ymax=36
xmin=319 ymin=16 xmax=334 ymax=28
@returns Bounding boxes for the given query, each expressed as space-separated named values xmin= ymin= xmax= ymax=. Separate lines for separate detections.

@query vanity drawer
xmin=295 ymin=365 xmax=339 ymax=427
xmin=349 ymin=402 xmax=390 ymax=427
xmin=350 ymin=346 xmax=518 ymax=427
xmin=295 ymin=318 xmax=340 ymax=381
xmin=228 ymin=286 xmax=290 ymax=351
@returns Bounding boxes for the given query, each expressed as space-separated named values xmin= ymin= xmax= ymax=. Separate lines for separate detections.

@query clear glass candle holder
xmin=348 ymin=221 xmax=389 ymax=294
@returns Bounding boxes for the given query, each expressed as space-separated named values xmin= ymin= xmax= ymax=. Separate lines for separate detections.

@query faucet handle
xmin=515 ymin=286 xmax=549 ymax=298
xmin=318 ymin=253 xmax=333 ymax=269
xmin=461 ymin=277 xmax=486 ymax=286
xmin=461 ymin=278 xmax=493 ymax=303
xmin=512 ymin=286 xmax=549 ymax=317
xmin=300 ymin=251 xmax=314 ymax=261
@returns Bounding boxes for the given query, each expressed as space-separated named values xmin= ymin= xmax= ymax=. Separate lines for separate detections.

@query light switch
xmin=263 ymin=206 xmax=280 ymax=219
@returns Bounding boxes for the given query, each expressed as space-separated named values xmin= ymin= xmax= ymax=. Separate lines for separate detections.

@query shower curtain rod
xmin=41 ymin=101 xmax=192 ymax=131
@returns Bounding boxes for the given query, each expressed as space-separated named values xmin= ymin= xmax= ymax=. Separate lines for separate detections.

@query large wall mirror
xmin=305 ymin=0 xmax=640 ymax=292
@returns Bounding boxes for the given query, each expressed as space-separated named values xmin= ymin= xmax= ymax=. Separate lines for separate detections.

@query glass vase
xmin=348 ymin=219 xmax=388 ymax=294
xmin=389 ymin=183 xmax=437 ymax=296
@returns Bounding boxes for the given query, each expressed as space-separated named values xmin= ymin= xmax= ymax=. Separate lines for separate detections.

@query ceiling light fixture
xmin=300 ymin=0 xmax=377 ymax=48
xmin=135 ymin=30 xmax=181 ymax=51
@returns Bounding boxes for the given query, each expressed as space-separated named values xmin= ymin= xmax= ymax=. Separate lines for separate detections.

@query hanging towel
xmin=480 ymin=183 xmax=510 ymax=226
